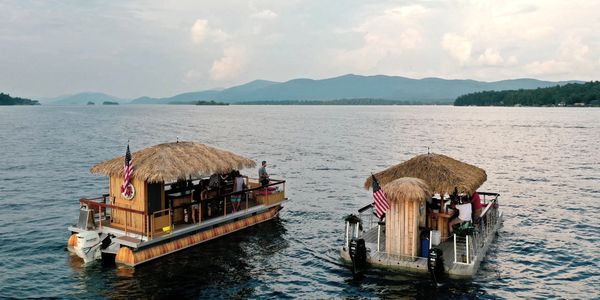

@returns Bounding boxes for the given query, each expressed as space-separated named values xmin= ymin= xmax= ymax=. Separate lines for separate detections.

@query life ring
xmin=122 ymin=183 xmax=135 ymax=200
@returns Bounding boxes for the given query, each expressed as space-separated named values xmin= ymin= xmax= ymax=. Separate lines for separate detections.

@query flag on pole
xmin=120 ymin=144 xmax=134 ymax=197
xmin=371 ymin=174 xmax=389 ymax=219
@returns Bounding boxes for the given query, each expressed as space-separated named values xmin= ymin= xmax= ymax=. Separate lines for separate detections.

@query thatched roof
xmin=90 ymin=141 xmax=256 ymax=183
xmin=364 ymin=153 xmax=487 ymax=195
xmin=383 ymin=177 xmax=431 ymax=203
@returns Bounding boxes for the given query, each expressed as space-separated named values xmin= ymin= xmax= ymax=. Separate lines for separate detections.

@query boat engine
xmin=427 ymin=247 xmax=445 ymax=285
xmin=349 ymin=238 xmax=367 ymax=276
xmin=74 ymin=231 xmax=104 ymax=263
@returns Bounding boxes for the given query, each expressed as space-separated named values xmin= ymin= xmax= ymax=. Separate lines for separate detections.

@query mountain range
xmin=42 ymin=74 xmax=582 ymax=105
xmin=42 ymin=92 xmax=128 ymax=105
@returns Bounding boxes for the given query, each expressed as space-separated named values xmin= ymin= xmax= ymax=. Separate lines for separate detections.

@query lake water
xmin=0 ymin=105 xmax=598 ymax=299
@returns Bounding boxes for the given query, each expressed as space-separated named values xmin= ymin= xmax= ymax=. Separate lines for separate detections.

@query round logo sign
xmin=122 ymin=183 xmax=135 ymax=200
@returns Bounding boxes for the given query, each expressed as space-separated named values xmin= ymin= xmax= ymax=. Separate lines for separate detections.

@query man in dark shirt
xmin=258 ymin=161 xmax=270 ymax=186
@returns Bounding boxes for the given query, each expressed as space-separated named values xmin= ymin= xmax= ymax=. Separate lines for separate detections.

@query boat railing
xmin=453 ymin=193 xmax=500 ymax=264
xmin=170 ymin=179 xmax=286 ymax=218
xmin=79 ymin=196 xmax=148 ymax=239
xmin=357 ymin=203 xmax=377 ymax=232
xmin=79 ymin=179 xmax=286 ymax=241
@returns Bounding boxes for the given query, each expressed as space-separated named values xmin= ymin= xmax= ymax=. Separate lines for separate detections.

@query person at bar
xmin=448 ymin=194 xmax=472 ymax=233
xmin=231 ymin=171 xmax=247 ymax=212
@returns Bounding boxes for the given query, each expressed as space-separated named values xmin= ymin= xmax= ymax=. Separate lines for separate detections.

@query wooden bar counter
xmin=429 ymin=211 xmax=454 ymax=242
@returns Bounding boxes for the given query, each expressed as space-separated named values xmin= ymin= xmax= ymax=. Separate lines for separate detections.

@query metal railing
xmin=453 ymin=193 xmax=500 ymax=264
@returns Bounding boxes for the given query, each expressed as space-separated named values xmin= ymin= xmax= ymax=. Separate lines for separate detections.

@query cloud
xmin=559 ymin=36 xmax=589 ymax=62
xmin=250 ymin=9 xmax=278 ymax=20
xmin=190 ymin=19 xmax=230 ymax=45
xmin=441 ymin=33 xmax=472 ymax=65
xmin=331 ymin=5 xmax=427 ymax=72
xmin=525 ymin=60 xmax=569 ymax=75
xmin=477 ymin=48 xmax=504 ymax=66
xmin=191 ymin=19 xmax=209 ymax=44
xmin=210 ymin=46 xmax=247 ymax=81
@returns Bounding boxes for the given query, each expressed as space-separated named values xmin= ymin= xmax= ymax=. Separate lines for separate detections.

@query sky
xmin=1 ymin=0 xmax=599 ymax=99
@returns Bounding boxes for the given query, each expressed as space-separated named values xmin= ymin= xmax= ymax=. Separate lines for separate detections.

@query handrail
xmin=358 ymin=203 xmax=374 ymax=213
xmin=478 ymin=192 xmax=500 ymax=197
xmin=479 ymin=197 xmax=498 ymax=220
xmin=175 ymin=179 xmax=286 ymax=208
xmin=80 ymin=198 xmax=145 ymax=215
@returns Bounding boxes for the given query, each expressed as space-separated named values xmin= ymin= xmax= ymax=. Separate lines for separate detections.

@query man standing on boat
xmin=259 ymin=161 xmax=270 ymax=186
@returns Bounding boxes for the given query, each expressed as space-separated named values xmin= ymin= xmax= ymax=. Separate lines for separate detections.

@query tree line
xmin=454 ymin=81 xmax=600 ymax=106
xmin=0 ymin=93 xmax=40 ymax=105
xmin=236 ymin=98 xmax=453 ymax=105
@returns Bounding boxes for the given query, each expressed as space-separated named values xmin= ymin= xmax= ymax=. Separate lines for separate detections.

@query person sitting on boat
xmin=230 ymin=171 xmax=247 ymax=212
xmin=471 ymin=191 xmax=483 ymax=222
xmin=449 ymin=195 xmax=472 ymax=233
xmin=259 ymin=161 xmax=270 ymax=186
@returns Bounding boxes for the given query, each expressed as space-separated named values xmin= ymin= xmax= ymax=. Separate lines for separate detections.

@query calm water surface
xmin=0 ymin=105 xmax=598 ymax=299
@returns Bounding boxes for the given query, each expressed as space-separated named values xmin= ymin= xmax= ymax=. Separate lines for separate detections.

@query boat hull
xmin=340 ymin=211 xmax=503 ymax=278
xmin=115 ymin=205 xmax=282 ymax=266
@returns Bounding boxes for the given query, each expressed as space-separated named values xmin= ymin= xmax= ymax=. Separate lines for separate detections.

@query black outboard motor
xmin=100 ymin=235 xmax=112 ymax=250
xmin=349 ymin=238 xmax=367 ymax=276
xmin=427 ymin=247 xmax=445 ymax=285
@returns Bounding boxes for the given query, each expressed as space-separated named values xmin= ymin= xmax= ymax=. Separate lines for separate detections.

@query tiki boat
xmin=67 ymin=141 xmax=287 ymax=266
xmin=340 ymin=154 xmax=502 ymax=280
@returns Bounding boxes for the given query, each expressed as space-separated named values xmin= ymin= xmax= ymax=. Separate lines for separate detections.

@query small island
xmin=102 ymin=101 xmax=119 ymax=105
xmin=169 ymin=100 xmax=229 ymax=105
xmin=87 ymin=101 xmax=95 ymax=105
xmin=0 ymin=93 xmax=40 ymax=106
xmin=454 ymin=81 xmax=600 ymax=107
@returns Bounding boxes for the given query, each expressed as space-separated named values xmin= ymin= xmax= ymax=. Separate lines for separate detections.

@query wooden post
xmin=124 ymin=210 xmax=128 ymax=235
xmin=151 ymin=213 xmax=155 ymax=239
xmin=377 ymin=223 xmax=381 ymax=252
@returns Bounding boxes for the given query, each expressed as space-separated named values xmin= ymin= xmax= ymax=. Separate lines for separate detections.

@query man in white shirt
xmin=449 ymin=198 xmax=472 ymax=233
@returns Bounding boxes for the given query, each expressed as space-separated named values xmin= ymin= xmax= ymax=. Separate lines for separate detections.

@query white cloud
xmin=559 ymin=36 xmax=589 ymax=61
xmin=525 ymin=60 xmax=570 ymax=75
xmin=191 ymin=19 xmax=209 ymax=44
xmin=190 ymin=19 xmax=230 ymax=45
xmin=250 ymin=9 xmax=278 ymax=20
xmin=210 ymin=47 xmax=247 ymax=81
xmin=442 ymin=33 xmax=472 ymax=65
xmin=331 ymin=5 xmax=427 ymax=72
xmin=477 ymin=48 xmax=504 ymax=66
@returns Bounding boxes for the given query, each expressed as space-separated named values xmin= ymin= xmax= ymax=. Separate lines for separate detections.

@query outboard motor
xmin=349 ymin=238 xmax=367 ymax=276
xmin=427 ymin=247 xmax=445 ymax=285
xmin=74 ymin=231 xmax=103 ymax=263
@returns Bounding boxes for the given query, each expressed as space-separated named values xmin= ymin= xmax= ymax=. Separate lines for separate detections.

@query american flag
xmin=372 ymin=174 xmax=389 ymax=219
xmin=120 ymin=144 xmax=134 ymax=196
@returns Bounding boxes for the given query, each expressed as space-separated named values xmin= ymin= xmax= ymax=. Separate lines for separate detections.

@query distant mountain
xmin=45 ymin=92 xmax=128 ymax=105
xmin=0 ymin=93 xmax=40 ymax=105
xmin=131 ymin=74 xmax=580 ymax=104
xmin=131 ymin=80 xmax=276 ymax=104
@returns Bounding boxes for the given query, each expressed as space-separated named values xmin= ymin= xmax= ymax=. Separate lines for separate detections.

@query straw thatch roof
xmin=90 ymin=141 xmax=256 ymax=183
xmin=364 ymin=153 xmax=487 ymax=195
xmin=383 ymin=177 xmax=431 ymax=203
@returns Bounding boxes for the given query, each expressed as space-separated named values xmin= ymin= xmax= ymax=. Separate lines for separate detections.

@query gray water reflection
xmin=0 ymin=105 xmax=598 ymax=298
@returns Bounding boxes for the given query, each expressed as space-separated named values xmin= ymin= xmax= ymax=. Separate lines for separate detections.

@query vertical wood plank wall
xmin=109 ymin=176 xmax=147 ymax=232
xmin=385 ymin=199 xmax=424 ymax=257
